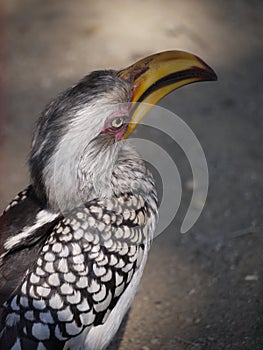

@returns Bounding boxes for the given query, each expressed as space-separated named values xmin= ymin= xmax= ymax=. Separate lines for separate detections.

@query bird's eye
xmin=111 ymin=117 xmax=124 ymax=129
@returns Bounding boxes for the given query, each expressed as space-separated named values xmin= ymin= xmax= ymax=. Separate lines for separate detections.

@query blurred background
xmin=0 ymin=0 xmax=262 ymax=349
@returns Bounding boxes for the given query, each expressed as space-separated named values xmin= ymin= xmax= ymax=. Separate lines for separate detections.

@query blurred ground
xmin=0 ymin=0 xmax=262 ymax=349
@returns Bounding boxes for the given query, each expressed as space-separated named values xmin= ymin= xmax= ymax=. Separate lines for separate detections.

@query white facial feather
xmin=43 ymin=99 xmax=125 ymax=212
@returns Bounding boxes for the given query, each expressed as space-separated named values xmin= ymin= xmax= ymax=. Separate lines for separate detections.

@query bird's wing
xmin=0 ymin=186 xmax=61 ymax=305
xmin=0 ymin=193 xmax=154 ymax=350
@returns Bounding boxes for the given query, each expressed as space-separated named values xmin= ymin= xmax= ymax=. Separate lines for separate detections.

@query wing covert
xmin=0 ymin=192 xmax=153 ymax=350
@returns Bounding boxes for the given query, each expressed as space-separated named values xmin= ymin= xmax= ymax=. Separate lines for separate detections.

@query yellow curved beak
xmin=118 ymin=50 xmax=217 ymax=138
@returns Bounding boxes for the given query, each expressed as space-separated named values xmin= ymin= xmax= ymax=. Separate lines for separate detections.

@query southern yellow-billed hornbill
xmin=0 ymin=51 xmax=216 ymax=349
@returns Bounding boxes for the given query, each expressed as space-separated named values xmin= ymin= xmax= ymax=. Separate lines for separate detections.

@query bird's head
xmin=29 ymin=51 xmax=217 ymax=211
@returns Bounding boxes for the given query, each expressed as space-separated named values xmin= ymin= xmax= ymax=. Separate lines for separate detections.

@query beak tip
xmin=207 ymin=67 xmax=218 ymax=81
xmin=191 ymin=64 xmax=217 ymax=84
xmin=197 ymin=56 xmax=218 ymax=82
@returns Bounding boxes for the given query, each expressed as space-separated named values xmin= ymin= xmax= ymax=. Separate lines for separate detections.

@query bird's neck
xmin=38 ymin=142 xmax=151 ymax=214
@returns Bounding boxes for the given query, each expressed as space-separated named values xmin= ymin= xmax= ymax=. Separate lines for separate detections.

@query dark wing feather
xmin=0 ymin=186 xmax=60 ymax=305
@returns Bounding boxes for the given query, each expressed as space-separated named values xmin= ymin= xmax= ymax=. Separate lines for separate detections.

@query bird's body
xmin=0 ymin=51 xmax=216 ymax=349
xmin=0 ymin=143 xmax=157 ymax=350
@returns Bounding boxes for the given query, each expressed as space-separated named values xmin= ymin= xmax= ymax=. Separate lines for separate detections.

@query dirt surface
xmin=0 ymin=0 xmax=262 ymax=349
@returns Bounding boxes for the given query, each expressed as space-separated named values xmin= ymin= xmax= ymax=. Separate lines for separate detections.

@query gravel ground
xmin=0 ymin=0 xmax=262 ymax=349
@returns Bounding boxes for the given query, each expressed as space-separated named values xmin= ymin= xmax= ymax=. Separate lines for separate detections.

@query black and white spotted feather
xmin=0 ymin=187 xmax=157 ymax=350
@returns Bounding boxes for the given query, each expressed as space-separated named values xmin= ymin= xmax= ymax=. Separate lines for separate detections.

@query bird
xmin=0 ymin=51 xmax=217 ymax=350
